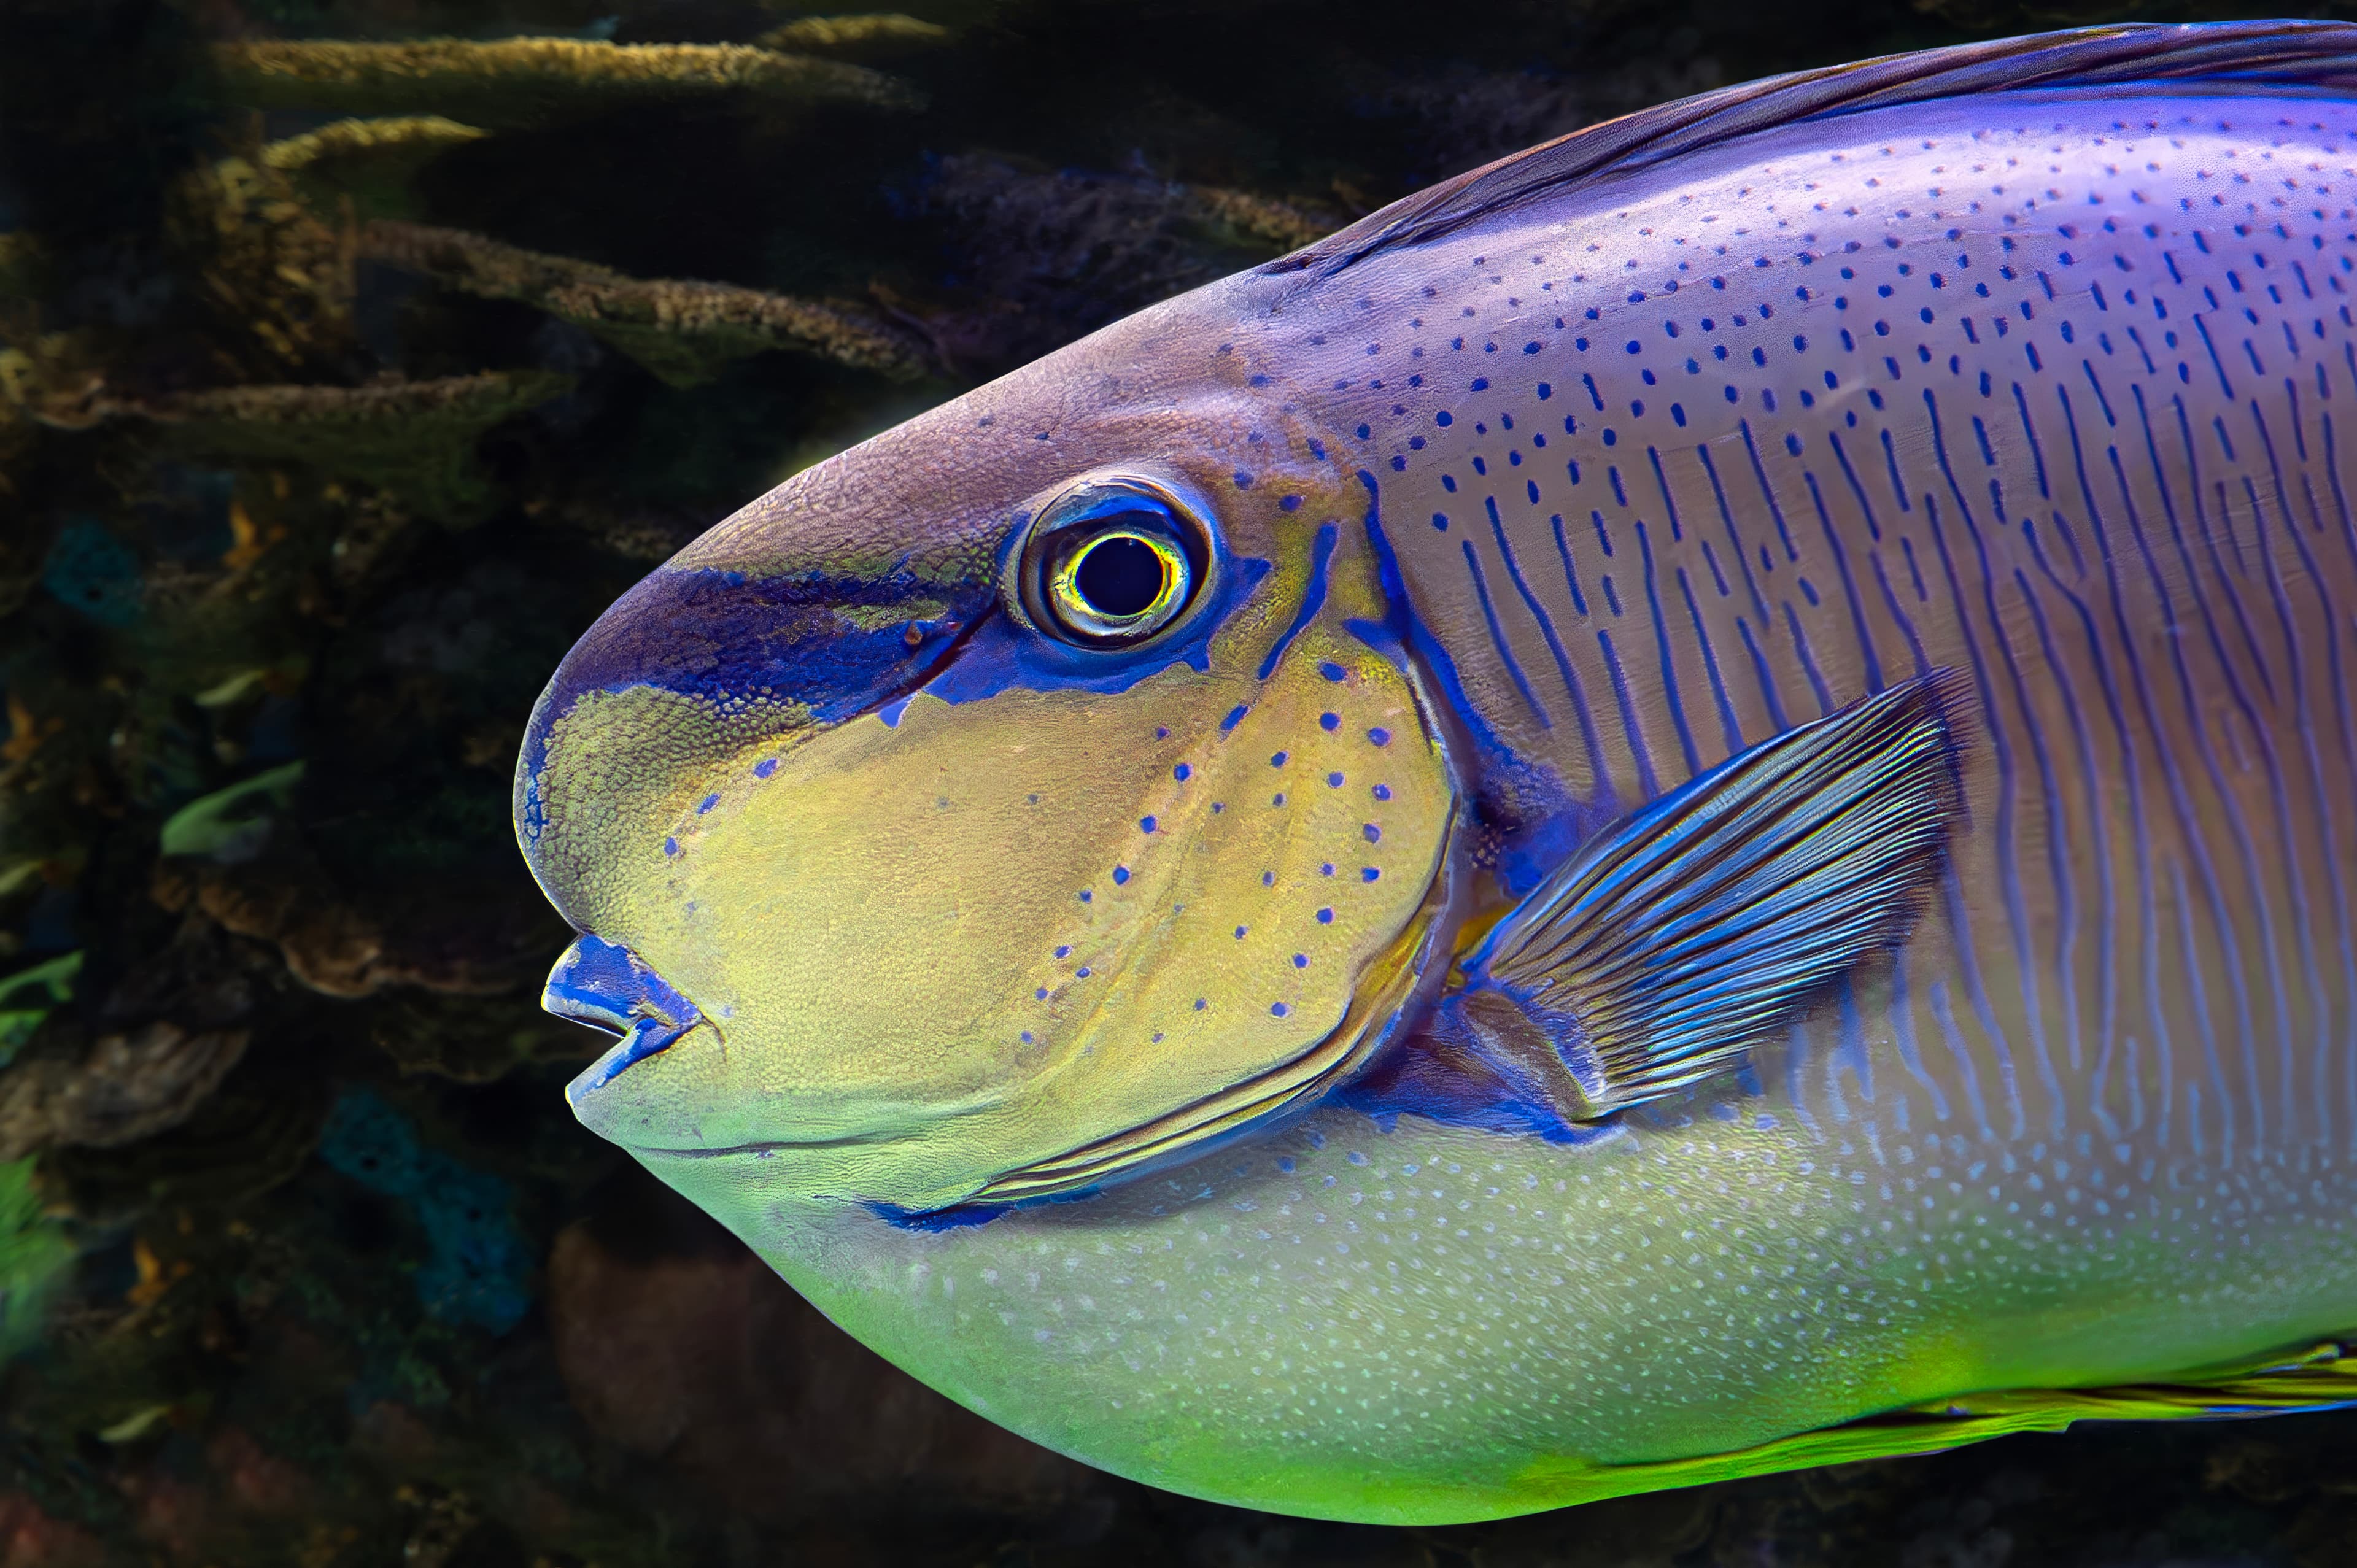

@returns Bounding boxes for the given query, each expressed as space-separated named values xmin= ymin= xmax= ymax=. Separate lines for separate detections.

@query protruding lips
xmin=543 ymin=933 xmax=711 ymax=1104
xmin=548 ymin=932 xmax=977 ymax=1154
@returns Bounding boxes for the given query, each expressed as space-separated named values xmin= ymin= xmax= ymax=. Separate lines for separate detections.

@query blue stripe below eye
xmin=1258 ymin=523 xmax=1340 ymax=679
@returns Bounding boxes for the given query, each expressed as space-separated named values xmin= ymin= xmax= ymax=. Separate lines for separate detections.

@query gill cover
xmin=515 ymin=315 xmax=1458 ymax=1215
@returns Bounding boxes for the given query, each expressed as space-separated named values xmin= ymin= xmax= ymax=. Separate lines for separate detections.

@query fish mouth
xmin=544 ymin=838 xmax=1458 ymax=1202
xmin=549 ymin=933 xmax=991 ymax=1152
xmin=544 ymin=933 xmax=711 ymax=1104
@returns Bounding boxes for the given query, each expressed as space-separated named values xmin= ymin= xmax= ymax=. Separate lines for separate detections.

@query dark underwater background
xmin=6 ymin=0 xmax=2357 ymax=1562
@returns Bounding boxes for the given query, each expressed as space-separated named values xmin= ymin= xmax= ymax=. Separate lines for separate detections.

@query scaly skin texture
xmin=526 ymin=63 xmax=2357 ymax=1523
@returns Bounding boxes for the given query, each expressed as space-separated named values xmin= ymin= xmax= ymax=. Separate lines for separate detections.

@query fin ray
xmin=1469 ymin=670 xmax=1967 ymax=1116
xmin=1510 ymin=1338 xmax=2357 ymax=1511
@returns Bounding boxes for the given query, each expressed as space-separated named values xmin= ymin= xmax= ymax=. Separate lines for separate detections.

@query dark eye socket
xmin=1015 ymin=476 xmax=1213 ymax=647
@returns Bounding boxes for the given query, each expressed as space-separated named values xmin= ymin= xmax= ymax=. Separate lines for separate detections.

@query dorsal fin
xmin=1264 ymin=21 xmax=2357 ymax=280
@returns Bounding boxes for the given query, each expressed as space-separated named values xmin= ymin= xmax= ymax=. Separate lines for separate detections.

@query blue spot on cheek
xmin=1079 ymin=890 xmax=1093 ymax=902
xmin=1368 ymin=727 xmax=1392 ymax=746
xmin=1327 ymin=772 xmax=1344 ymax=787
xmin=1174 ymin=763 xmax=1191 ymax=781
xmin=1277 ymin=1156 xmax=1295 ymax=1173
xmin=1320 ymin=712 xmax=1340 ymax=731
xmin=1221 ymin=706 xmax=1248 ymax=732
xmin=1036 ymin=987 xmax=1049 ymax=999
xmin=1194 ymin=998 xmax=1208 ymax=1010
xmin=1234 ymin=471 xmax=1253 ymax=489
xmin=1271 ymin=1002 xmax=1291 ymax=1017
xmin=1280 ymin=495 xmax=1302 ymax=512
xmin=1113 ymin=867 xmax=1131 ymax=884
xmin=1055 ymin=946 xmax=1070 ymax=957
xmin=1293 ymin=953 xmax=1309 ymax=968
xmin=1362 ymin=867 xmax=1380 ymax=881
xmin=1272 ymin=792 xmax=1287 ymax=806
xmin=1320 ymin=662 xmax=1346 ymax=682
xmin=1317 ymin=907 xmax=1334 ymax=924
xmin=1271 ymin=751 xmax=1288 ymax=768
xmin=1076 ymin=967 xmax=1092 ymax=978
xmin=1235 ymin=925 xmax=1248 ymax=938
xmin=1140 ymin=816 xmax=1157 ymax=833
xmin=1021 ymin=1031 xmax=1034 ymax=1043
xmin=664 ymin=837 xmax=679 ymax=856
xmin=1355 ymin=423 xmax=1371 ymax=439
xmin=1321 ymin=863 xmax=1335 ymax=876
xmin=1364 ymin=824 xmax=1382 ymax=843
xmin=753 ymin=758 xmax=778 ymax=779
xmin=1436 ymin=411 xmax=1453 ymax=427
xmin=1262 ymin=870 xmax=1275 ymax=886
xmin=1156 ymin=726 xmax=1171 ymax=739
xmin=697 ymin=794 xmax=719 ymax=814
xmin=1372 ymin=783 xmax=1392 ymax=800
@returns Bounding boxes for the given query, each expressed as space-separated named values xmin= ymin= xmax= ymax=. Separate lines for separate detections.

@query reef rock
xmin=0 ymin=1021 xmax=249 ymax=1162
xmin=546 ymin=1210 xmax=1088 ymax=1522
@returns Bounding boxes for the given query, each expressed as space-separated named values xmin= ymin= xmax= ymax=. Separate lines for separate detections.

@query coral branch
xmin=753 ymin=13 xmax=953 ymax=60
xmin=167 ymin=154 xmax=356 ymax=376
xmin=1185 ymin=185 xmax=1342 ymax=254
xmin=359 ymin=220 xmax=934 ymax=385
xmin=258 ymin=115 xmax=487 ymax=175
xmin=211 ymin=38 xmax=923 ymax=125
xmin=133 ymin=372 xmax=575 ymax=517
xmin=260 ymin=115 xmax=488 ymax=221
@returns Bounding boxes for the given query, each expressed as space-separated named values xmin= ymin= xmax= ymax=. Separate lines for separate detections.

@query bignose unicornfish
xmin=516 ymin=21 xmax=2357 ymax=1523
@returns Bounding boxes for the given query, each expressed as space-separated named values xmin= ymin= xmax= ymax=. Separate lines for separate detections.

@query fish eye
xmin=1013 ymin=474 xmax=1213 ymax=647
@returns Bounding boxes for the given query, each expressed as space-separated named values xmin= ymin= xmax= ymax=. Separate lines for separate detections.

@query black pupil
xmin=1074 ymin=535 xmax=1167 ymax=617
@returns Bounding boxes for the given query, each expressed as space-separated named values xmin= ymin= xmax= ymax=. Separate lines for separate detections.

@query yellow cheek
xmin=559 ymin=619 xmax=1445 ymax=1208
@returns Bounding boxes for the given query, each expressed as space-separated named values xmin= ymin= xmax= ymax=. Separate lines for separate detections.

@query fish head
xmin=516 ymin=283 xmax=1460 ymax=1216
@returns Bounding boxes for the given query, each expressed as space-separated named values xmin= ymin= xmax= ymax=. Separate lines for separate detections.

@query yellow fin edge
xmin=1509 ymin=1338 xmax=2357 ymax=1508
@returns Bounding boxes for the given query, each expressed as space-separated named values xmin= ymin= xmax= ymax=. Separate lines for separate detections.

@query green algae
xmin=158 ymin=762 xmax=306 ymax=862
xmin=0 ymin=1156 xmax=70 ymax=1364
xmin=0 ymin=953 xmax=79 ymax=1069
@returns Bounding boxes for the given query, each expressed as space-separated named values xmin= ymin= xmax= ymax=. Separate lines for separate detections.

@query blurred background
xmin=2 ymin=0 xmax=2355 ymax=1562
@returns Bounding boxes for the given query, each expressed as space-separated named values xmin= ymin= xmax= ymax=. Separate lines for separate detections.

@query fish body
xmin=516 ymin=24 xmax=2357 ymax=1523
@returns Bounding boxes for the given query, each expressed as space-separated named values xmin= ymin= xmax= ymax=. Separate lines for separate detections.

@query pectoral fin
xmin=1455 ymin=670 xmax=1967 ymax=1120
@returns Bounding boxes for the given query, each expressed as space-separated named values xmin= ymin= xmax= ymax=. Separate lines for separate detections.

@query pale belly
xmin=657 ymin=1033 xmax=2357 ymax=1523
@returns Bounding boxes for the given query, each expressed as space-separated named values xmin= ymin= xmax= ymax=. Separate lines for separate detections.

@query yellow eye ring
xmin=1012 ymin=473 xmax=1214 ymax=648
xmin=1045 ymin=528 xmax=1190 ymax=640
